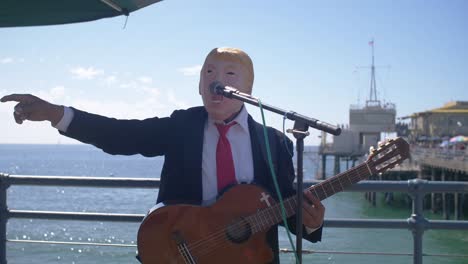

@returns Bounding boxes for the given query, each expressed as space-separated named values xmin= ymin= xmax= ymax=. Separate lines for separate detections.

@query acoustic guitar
xmin=137 ymin=137 xmax=410 ymax=263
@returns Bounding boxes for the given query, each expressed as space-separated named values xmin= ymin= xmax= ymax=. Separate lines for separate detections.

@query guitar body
xmin=137 ymin=184 xmax=275 ymax=264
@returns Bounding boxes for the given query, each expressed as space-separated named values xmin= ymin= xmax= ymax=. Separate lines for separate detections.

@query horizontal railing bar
xmin=410 ymin=182 xmax=468 ymax=193
xmin=7 ymin=239 xmax=468 ymax=258
xmin=280 ymin=248 xmax=468 ymax=258
xmin=4 ymin=175 xmax=468 ymax=193
xmin=426 ymin=220 xmax=468 ymax=230
xmin=3 ymin=175 xmax=159 ymax=188
xmin=8 ymin=210 xmax=144 ymax=222
xmin=304 ymin=180 xmax=468 ymax=193
xmin=7 ymin=239 xmax=136 ymax=247
xmin=326 ymin=219 xmax=468 ymax=230
xmin=325 ymin=218 xmax=408 ymax=229
xmin=281 ymin=248 xmax=413 ymax=256
xmin=7 ymin=210 xmax=468 ymax=230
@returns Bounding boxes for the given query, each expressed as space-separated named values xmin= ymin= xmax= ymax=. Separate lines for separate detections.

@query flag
xmin=368 ymin=40 xmax=374 ymax=46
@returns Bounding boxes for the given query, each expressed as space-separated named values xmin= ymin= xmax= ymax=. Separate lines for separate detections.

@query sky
xmin=1 ymin=0 xmax=467 ymax=146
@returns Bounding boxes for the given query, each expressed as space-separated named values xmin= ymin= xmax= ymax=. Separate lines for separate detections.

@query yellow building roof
xmin=398 ymin=101 xmax=468 ymax=119
xmin=433 ymin=101 xmax=468 ymax=111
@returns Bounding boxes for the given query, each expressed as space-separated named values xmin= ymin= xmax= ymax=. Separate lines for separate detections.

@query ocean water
xmin=1 ymin=144 xmax=467 ymax=264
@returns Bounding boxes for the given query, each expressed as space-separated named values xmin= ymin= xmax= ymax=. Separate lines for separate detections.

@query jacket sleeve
xmin=59 ymin=107 xmax=173 ymax=157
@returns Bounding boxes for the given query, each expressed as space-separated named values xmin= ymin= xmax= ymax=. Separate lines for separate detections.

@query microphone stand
xmin=289 ymin=121 xmax=309 ymax=264
xmin=215 ymin=86 xmax=340 ymax=264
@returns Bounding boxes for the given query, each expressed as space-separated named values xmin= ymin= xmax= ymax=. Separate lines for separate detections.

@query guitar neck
xmin=301 ymin=162 xmax=373 ymax=201
xmin=248 ymin=162 xmax=373 ymax=232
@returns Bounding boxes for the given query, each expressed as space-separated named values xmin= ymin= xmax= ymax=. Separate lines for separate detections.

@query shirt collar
xmin=231 ymin=105 xmax=249 ymax=132
xmin=208 ymin=105 xmax=249 ymax=132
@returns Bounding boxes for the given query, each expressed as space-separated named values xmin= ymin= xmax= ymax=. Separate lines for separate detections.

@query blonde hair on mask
xmin=203 ymin=47 xmax=255 ymax=93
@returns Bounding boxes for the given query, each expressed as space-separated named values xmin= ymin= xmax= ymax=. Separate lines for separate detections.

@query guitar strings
xmin=185 ymin=195 xmax=292 ymax=252
xmin=186 ymin=165 xmax=369 ymax=259
xmin=187 ymin=166 xmax=372 ymax=259
xmin=181 ymin=189 xmax=296 ymax=253
xmin=169 ymin=202 xmax=281 ymax=260
xmin=173 ymin=165 xmax=372 ymax=260
xmin=184 ymin=164 xmax=370 ymax=258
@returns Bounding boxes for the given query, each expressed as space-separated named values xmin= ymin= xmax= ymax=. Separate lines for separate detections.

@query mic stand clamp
xmin=287 ymin=120 xmax=309 ymax=264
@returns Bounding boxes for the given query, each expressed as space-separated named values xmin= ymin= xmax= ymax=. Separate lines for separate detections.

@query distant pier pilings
xmin=317 ymin=145 xmax=468 ymax=220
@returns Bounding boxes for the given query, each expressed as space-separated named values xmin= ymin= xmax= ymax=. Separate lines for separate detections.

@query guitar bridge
xmin=172 ymin=231 xmax=197 ymax=264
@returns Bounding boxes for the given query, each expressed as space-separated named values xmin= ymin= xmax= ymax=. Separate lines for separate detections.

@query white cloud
xmin=50 ymin=86 xmax=65 ymax=100
xmin=119 ymin=81 xmax=137 ymax=89
xmin=36 ymin=86 xmax=66 ymax=102
xmin=70 ymin=66 xmax=104 ymax=80
xmin=1 ymin=57 xmax=13 ymax=64
xmin=178 ymin=65 xmax=202 ymax=76
xmin=68 ymin=85 xmax=190 ymax=120
xmin=103 ymin=75 xmax=117 ymax=85
xmin=142 ymin=87 xmax=160 ymax=97
xmin=167 ymin=90 xmax=189 ymax=109
xmin=71 ymin=97 xmax=168 ymax=120
xmin=120 ymin=81 xmax=150 ymax=91
xmin=137 ymin=76 xmax=153 ymax=84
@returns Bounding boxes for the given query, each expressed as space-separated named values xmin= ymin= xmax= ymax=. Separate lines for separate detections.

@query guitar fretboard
xmin=246 ymin=162 xmax=373 ymax=233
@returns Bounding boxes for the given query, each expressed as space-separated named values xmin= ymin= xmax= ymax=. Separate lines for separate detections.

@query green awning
xmin=0 ymin=0 xmax=163 ymax=28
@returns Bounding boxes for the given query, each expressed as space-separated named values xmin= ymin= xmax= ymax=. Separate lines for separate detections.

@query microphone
xmin=209 ymin=81 xmax=247 ymax=99
xmin=209 ymin=81 xmax=224 ymax=95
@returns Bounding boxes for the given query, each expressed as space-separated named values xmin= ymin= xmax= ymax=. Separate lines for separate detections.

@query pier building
xmin=401 ymin=101 xmax=468 ymax=142
xmin=358 ymin=100 xmax=468 ymax=219
xmin=319 ymin=41 xmax=396 ymax=178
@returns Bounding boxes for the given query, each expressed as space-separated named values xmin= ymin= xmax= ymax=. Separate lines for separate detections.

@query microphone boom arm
xmin=215 ymin=86 xmax=341 ymax=136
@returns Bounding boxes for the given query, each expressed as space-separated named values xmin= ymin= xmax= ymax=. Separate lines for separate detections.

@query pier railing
xmin=1 ymin=173 xmax=468 ymax=264
xmin=412 ymin=146 xmax=468 ymax=161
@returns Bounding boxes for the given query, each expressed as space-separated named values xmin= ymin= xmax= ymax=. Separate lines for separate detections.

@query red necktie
xmin=215 ymin=122 xmax=237 ymax=192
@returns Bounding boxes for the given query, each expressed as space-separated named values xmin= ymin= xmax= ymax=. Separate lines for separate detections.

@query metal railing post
xmin=407 ymin=179 xmax=428 ymax=264
xmin=0 ymin=173 xmax=9 ymax=264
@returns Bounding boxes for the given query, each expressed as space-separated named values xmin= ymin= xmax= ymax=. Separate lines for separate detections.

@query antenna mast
xmin=367 ymin=39 xmax=380 ymax=107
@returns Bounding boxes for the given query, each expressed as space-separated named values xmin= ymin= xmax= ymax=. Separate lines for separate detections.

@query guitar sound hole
xmin=225 ymin=218 xmax=252 ymax=244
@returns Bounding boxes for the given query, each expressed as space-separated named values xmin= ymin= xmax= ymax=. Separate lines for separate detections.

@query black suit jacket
xmin=61 ymin=106 xmax=322 ymax=263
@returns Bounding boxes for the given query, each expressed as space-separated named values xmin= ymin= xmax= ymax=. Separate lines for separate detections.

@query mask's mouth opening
xmin=211 ymin=94 xmax=223 ymax=103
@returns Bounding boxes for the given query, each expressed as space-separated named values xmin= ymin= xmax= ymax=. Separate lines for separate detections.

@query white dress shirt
xmin=201 ymin=106 xmax=254 ymax=205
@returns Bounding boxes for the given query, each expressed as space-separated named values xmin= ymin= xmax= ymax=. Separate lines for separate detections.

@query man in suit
xmin=1 ymin=47 xmax=324 ymax=263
